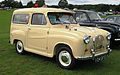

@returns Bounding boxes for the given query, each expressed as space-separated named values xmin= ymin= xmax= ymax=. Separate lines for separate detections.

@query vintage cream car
xmin=10 ymin=8 xmax=112 ymax=69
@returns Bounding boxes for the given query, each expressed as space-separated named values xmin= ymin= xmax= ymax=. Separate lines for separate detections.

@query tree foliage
xmin=58 ymin=0 xmax=68 ymax=8
xmin=35 ymin=0 xmax=45 ymax=7
xmin=0 ymin=0 xmax=23 ymax=8
xmin=0 ymin=0 xmax=119 ymax=12
xmin=59 ymin=4 xmax=120 ymax=12
xmin=17 ymin=1 xmax=23 ymax=8
xmin=27 ymin=1 xmax=34 ymax=8
xmin=0 ymin=0 xmax=13 ymax=7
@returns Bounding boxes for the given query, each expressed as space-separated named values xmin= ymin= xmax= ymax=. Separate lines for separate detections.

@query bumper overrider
xmin=78 ymin=46 xmax=112 ymax=62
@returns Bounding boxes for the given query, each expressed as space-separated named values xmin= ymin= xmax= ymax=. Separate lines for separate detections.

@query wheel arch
xmin=13 ymin=39 xmax=19 ymax=44
xmin=54 ymin=43 xmax=73 ymax=57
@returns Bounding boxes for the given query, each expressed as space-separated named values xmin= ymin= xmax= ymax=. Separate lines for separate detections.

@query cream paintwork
xmin=10 ymin=8 xmax=110 ymax=59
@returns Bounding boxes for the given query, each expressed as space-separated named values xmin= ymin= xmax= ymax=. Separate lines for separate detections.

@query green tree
xmin=1 ymin=0 xmax=15 ymax=7
xmin=27 ymin=1 xmax=34 ymax=8
xmin=11 ymin=1 xmax=18 ymax=8
xmin=6 ymin=0 xmax=14 ymax=7
xmin=0 ymin=2 xmax=2 ymax=8
xmin=96 ymin=4 xmax=110 ymax=12
xmin=58 ymin=0 xmax=68 ymax=8
xmin=114 ymin=5 xmax=120 ymax=11
xmin=35 ymin=0 xmax=45 ymax=7
xmin=16 ymin=1 xmax=23 ymax=8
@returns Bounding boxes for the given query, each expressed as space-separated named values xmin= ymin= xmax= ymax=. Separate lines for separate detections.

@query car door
xmin=27 ymin=13 xmax=49 ymax=51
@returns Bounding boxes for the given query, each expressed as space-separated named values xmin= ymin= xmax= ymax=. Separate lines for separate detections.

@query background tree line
xmin=0 ymin=0 xmax=45 ymax=8
xmin=0 ymin=0 xmax=120 ymax=12
xmin=57 ymin=0 xmax=120 ymax=12
xmin=0 ymin=0 xmax=23 ymax=8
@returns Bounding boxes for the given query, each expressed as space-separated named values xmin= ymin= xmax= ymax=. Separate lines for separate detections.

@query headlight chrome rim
xmin=118 ymin=28 xmax=120 ymax=31
xmin=83 ymin=35 xmax=90 ymax=44
xmin=107 ymin=33 xmax=111 ymax=40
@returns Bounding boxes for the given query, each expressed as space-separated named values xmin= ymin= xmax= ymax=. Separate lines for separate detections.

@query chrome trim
xmin=107 ymin=33 xmax=111 ymax=40
xmin=78 ymin=51 xmax=108 ymax=60
xmin=115 ymin=39 xmax=120 ymax=41
xmin=83 ymin=35 xmax=90 ymax=44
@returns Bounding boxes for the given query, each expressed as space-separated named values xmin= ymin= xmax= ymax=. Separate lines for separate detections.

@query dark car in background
xmin=73 ymin=10 xmax=120 ymax=47
xmin=105 ymin=15 xmax=120 ymax=24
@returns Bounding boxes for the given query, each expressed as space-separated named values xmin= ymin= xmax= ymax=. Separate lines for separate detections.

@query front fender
xmin=48 ymin=35 xmax=86 ymax=58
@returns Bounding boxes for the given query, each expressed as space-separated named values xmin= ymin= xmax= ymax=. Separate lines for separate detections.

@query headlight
xmin=107 ymin=33 xmax=111 ymax=40
xmin=118 ymin=28 xmax=120 ymax=31
xmin=83 ymin=35 xmax=90 ymax=44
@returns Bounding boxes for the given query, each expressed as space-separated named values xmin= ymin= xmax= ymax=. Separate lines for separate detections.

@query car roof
xmin=13 ymin=8 xmax=73 ymax=14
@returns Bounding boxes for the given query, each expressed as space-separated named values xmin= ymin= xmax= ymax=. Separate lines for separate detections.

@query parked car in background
xmin=105 ymin=15 xmax=120 ymax=24
xmin=73 ymin=10 xmax=120 ymax=47
xmin=113 ymin=11 xmax=120 ymax=15
xmin=10 ymin=8 xmax=111 ymax=69
xmin=98 ymin=12 xmax=106 ymax=16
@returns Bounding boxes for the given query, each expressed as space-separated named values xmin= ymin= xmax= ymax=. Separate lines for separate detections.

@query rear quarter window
xmin=12 ymin=14 xmax=29 ymax=24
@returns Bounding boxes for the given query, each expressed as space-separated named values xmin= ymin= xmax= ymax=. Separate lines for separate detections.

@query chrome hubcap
xmin=59 ymin=50 xmax=71 ymax=66
xmin=16 ymin=41 xmax=23 ymax=53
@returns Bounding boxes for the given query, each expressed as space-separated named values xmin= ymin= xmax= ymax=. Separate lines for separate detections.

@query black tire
xmin=56 ymin=46 xmax=76 ymax=69
xmin=15 ymin=41 xmax=26 ymax=54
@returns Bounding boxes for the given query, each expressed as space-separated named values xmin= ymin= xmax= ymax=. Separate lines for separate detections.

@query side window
xmin=115 ymin=17 xmax=120 ymax=24
xmin=31 ymin=13 xmax=47 ymax=25
xmin=106 ymin=17 xmax=115 ymax=22
xmin=13 ymin=14 xmax=29 ymax=24
xmin=76 ymin=12 xmax=89 ymax=22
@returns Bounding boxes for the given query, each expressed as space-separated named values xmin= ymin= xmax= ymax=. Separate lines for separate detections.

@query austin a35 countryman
xmin=10 ymin=8 xmax=112 ymax=69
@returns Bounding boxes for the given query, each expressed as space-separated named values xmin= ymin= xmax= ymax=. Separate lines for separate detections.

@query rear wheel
xmin=15 ymin=41 xmax=26 ymax=54
xmin=56 ymin=46 xmax=76 ymax=69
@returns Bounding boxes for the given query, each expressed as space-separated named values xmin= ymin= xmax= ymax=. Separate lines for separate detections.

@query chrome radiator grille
xmin=93 ymin=35 xmax=104 ymax=51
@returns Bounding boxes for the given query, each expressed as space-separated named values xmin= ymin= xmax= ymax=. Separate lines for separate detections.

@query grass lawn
xmin=0 ymin=9 xmax=120 ymax=75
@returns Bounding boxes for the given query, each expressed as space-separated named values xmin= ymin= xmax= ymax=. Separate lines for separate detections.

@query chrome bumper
xmin=115 ymin=39 xmax=120 ymax=41
xmin=78 ymin=48 xmax=112 ymax=60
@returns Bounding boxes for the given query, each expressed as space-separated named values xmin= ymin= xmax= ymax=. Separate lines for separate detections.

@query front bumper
xmin=114 ymin=39 xmax=120 ymax=41
xmin=77 ymin=48 xmax=112 ymax=60
xmin=112 ymin=32 xmax=120 ymax=42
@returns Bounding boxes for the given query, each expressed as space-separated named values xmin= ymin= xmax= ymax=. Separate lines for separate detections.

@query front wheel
xmin=15 ymin=41 xmax=26 ymax=54
xmin=56 ymin=47 xmax=76 ymax=69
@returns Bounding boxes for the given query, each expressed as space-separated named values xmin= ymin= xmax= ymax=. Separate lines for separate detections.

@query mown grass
xmin=0 ymin=9 xmax=120 ymax=75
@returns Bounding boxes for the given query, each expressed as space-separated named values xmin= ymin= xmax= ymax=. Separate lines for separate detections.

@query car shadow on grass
xmin=22 ymin=51 xmax=107 ymax=70
xmin=111 ymin=45 xmax=120 ymax=50
xmin=74 ymin=60 xmax=106 ymax=70
xmin=25 ymin=51 xmax=56 ymax=63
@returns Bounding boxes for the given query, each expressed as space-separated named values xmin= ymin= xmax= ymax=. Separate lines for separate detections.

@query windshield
xmin=48 ymin=12 xmax=77 ymax=25
xmin=116 ymin=17 xmax=120 ymax=24
xmin=88 ymin=12 xmax=102 ymax=21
